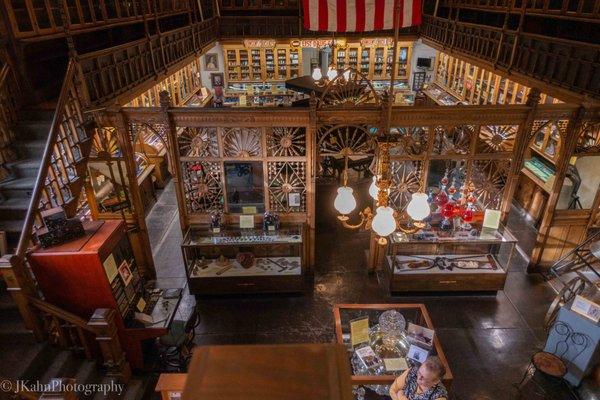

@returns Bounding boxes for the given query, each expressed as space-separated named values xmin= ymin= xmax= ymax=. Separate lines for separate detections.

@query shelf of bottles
xmin=333 ymin=41 xmax=412 ymax=82
xmin=223 ymin=43 xmax=303 ymax=83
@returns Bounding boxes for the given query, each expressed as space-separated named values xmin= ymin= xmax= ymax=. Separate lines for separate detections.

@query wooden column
xmin=528 ymin=107 xmax=586 ymax=272
xmin=501 ymin=88 xmax=541 ymax=219
xmin=308 ymin=93 xmax=318 ymax=269
xmin=160 ymin=91 xmax=189 ymax=233
xmin=88 ymin=309 xmax=131 ymax=383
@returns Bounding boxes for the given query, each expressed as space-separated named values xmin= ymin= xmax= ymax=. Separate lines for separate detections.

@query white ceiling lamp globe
xmin=368 ymin=176 xmax=379 ymax=200
xmin=334 ymin=186 xmax=356 ymax=215
xmin=371 ymin=206 xmax=396 ymax=237
xmin=406 ymin=192 xmax=431 ymax=221
xmin=312 ymin=67 xmax=322 ymax=81
xmin=327 ymin=66 xmax=338 ymax=81
xmin=343 ymin=69 xmax=351 ymax=81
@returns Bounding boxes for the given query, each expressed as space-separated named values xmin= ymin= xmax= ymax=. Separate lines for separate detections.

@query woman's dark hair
xmin=423 ymin=356 xmax=446 ymax=379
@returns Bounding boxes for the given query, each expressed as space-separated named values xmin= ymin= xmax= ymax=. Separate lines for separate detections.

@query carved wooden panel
xmin=389 ymin=127 xmax=429 ymax=156
xmin=478 ymin=125 xmax=517 ymax=153
xmin=470 ymin=160 xmax=510 ymax=210
xmin=576 ymin=121 xmax=600 ymax=154
xmin=317 ymin=125 xmax=375 ymax=155
xmin=178 ymin=127 xmax=219 ymax=157
xmin=433 ymin=125 xmax=473 ymax=155
xmin=222 ymin=127 xmax=262 ymax=157
xmin=91 ymin=126 xmax=121 ymax=157
xmin=318 ymin=69 xmax=380 ymax=108
xmin=181 ymin=161 xmax=223 ymax=213
xmin=267 ymin=127 xmax=306 ymax=157
xmin=267 ymin=161 xmax=307 ymax=213
xmin=389 ymin=161 xmax=424 ymax=212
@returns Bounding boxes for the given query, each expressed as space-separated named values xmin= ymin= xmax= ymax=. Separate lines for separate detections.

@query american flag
xmin=302 ymin=0 xmax=421 ymax=32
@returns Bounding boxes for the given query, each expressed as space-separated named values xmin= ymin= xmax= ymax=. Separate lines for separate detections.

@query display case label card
xmin=268 ymin=225 xmax=276 ymax=231
xmin=239 ymin=215 xmax=254 ymax=229
xmin=572 ymin=295 xmax=600 ymax=323
xmin=483 ymin=209 xmax=501 ymax=229
xmin=407 ymin=344 xmax=429 ymax=363
xmin=350 ymin=317 xmax=370 ymax=347
xmin=383 ymin=358 xmax=408 ymax=372
xmin=242 ymin=206 xmax=257 ymax=214
xmin=212 ymin=227 xmax=221 ymax=233
xmin=103 ymin=254 xmax=118 ymax=283
xmin=288 ymin=193 xmax=301 ymax=207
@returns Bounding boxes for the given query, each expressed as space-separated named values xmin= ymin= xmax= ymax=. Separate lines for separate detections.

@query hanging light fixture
xmin=368 ymin=176 xmax=379 ymax=200
xmin=327 ymin=65 xmax=338 ymax=81
xmin=334 ymin=150 xmax=357 ymax=219
xmin=312 ymin=67 xmax=323 ymax=81
xmin=343 ymin=69 xmax=351 ymax=81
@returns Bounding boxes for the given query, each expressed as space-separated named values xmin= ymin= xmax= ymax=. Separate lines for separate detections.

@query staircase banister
xmin=27 ymin=296 xmax=96 ymax=334
xmin=14 ymin=57 xmax=80 ymax=259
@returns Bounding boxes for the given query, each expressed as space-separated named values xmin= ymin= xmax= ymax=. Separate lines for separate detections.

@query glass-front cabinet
xmin=182 ymin=224 xmax=307 ymax=295
xmin=386 ymin=222 xmax=517 ymax=292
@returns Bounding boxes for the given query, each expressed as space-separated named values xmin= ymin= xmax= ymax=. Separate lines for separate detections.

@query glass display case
xmin=182 ymin=224 xmax=307 ymax=295
xmin=386 ymin=222 xmax=517 ymax=292
xmin=333 ymin=304 xmax=452 ymax=395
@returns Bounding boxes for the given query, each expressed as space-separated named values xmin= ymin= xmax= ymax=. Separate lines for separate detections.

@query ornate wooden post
xmin=160 ymin=91 xmax=189 ymax=233
xmin=308 ymin=92 xmax=318 ymax=268
xmin=88 ymin=309 xmax=131 ymax=383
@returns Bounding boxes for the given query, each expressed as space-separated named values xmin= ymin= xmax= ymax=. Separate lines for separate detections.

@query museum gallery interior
xmin=0 ymin=0 xmax=598 ymax=398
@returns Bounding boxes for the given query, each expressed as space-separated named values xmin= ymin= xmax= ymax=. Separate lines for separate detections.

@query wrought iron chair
xmin=158 ymin=309 xmax=200 ymax=371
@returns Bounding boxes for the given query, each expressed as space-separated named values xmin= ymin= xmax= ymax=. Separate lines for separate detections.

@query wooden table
xmin=333 ymin=304 xmax=453 ymax=390
xmin=182 ymin=344 xmax=354 ymax=400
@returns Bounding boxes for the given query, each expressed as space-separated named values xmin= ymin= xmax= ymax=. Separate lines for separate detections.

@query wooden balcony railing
xmin=218 ymin=16 xmax=302 ymax=37
xmin=0 ymin=54 xmax=20 ymax=181
xmin=437 ymin=0 xmax=600 ymax=20
xmin=80 ymin=17 xmax=219 ymax=105
xmin=420 ymin=15 xmax=600 ymax=101
xmin=3 ymin=0 xmax=193 ymax=40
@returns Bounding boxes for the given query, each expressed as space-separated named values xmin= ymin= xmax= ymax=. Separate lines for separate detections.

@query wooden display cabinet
xmin=135 ymin=128 xmax=170 ymax=188
xmin=334 ymin=40 xmax=413 ymax=84
xmin=224 ymin=43 xmax=302 ymax=83
xmin=27 ymin=220 xmax=183 ymax=370
xmin=385 ymin=224 xmax=516 ymax=292
xmin=333 ymin=304 xmax=453 ymax=390
xmin=182 ymin=224 xmax=307 ymax=295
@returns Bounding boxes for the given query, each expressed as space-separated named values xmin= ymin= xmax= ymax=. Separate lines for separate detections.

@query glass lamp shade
xmin=327 ymin=66 xmax=338 ymax=81
xmin=368 ymin=176 xmax=379 ymax=200
xmin=406 ymin=192 xmax=431 ymax=221
xmin=334 ymin=186 xmax=356 ymax=215
xmin=343 ymin=69 xmax=351 ymax=81
xmin=312 ymin=67 xmax=322 ymax=81
xmin=442 ymin=202 xmax=455 ymax=219
xmin=372 ymin=206 xmax=397 ymax=237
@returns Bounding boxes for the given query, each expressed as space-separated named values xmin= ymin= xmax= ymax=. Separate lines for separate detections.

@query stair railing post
xmin=88 ymin=308 xmax=132 ymax=383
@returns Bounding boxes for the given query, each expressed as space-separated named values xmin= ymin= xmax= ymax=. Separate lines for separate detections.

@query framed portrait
xmin=211 ymin=72 xmax=224 ymax=88
xmin=204 ymin=53 xmax=219 ymax=71
xmin=118 ymin=260 xmax=133 ymax=286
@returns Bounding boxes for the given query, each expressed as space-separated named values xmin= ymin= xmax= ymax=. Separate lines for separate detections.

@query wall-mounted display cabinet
xmin=333 ymin=40 xmax=413 ymax=84
xmin=224 ymin=43 xmax=302 ymax=83
xmin=182 ymin=224 xmax=307 ymax=295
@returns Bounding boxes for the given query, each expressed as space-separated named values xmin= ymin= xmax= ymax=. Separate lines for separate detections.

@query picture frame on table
xmin=204 ymin=53 xmax=219 ymax=71
xmin=211 ymin=72 xmax=224 ymax=88
xmin=118 ymin=260 xmax=133 ymax=286
xmin=407 ymin=323 xmax=435 ymax=349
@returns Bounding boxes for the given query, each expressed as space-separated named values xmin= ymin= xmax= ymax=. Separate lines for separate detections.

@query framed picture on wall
xmin=211 ymin=73 xmax=224 ymax=88
xmin=204 ymin=53 xmax=219 ymax=71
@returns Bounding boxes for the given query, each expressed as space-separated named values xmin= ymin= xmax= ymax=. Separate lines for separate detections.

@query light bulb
xmin=369 ymin=176 xmax=379 ymax=200
xmin=371 ymin=206 xmax=396 ymax=237
xmin=312 ymin=67 xmax=322 ymax=81
xmin=406 ymin=192 xmax=431 ymax=221
xmin=334 ymin=186 xmax=356 ymax=215
xmin=327 ymin=66 xmax=337 ymax=81
xmin=343 ymin=69 xmax=351 ymax=81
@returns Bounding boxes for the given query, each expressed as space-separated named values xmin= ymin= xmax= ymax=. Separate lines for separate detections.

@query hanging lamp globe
xmin=312 ymin=67 xmax=323 ymax=81
xmin=406 ymin=192 xmax=431 ymax=222
xmin=327 ymin=66 xmax=338 ymax=81
xmin=371 ymin=206 xmax=397 ymax=238
xmin=334 ymin=186 xmax=357 ymax=217
xmin=368 ymin=176 xmax=379 ymax=200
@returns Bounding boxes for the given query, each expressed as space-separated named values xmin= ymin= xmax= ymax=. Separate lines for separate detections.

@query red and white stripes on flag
xmin=302 ymin=0 xmax=421 ymax=32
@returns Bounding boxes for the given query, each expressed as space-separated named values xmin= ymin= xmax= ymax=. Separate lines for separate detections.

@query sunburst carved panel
xmin=470 ymin=160 xmax=510 ymax=210
xmin=181 ymin=161 xmax=223 ymax=213
xmin=317 ymin=125 xmax=375 ymax=155
xmin=267 ymin=127 xmax=306 ymax=157
xmin=318 ymin=69 xmax=380 ymax=108
xmin=576 ymin=121 xmax=600 ymax=154
xmin=267 ymin=161 xmax=306 ymax=213
xmin=389 ymin=161 xmax=423 ymax=212
xmin=91 ymin=127 xmax=121 ymax=158
xmin=389 ymin=127 xmax=428 ymax=156
xmin=178 ymin=127 xmax=219 ymax=157
xmin=478 ymin=125 xmax=517 ymax=153
xmin=222 ymin=127 xmax=262 ymax=157
xmin=433 ymin=125 xmax=473 ymax=155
